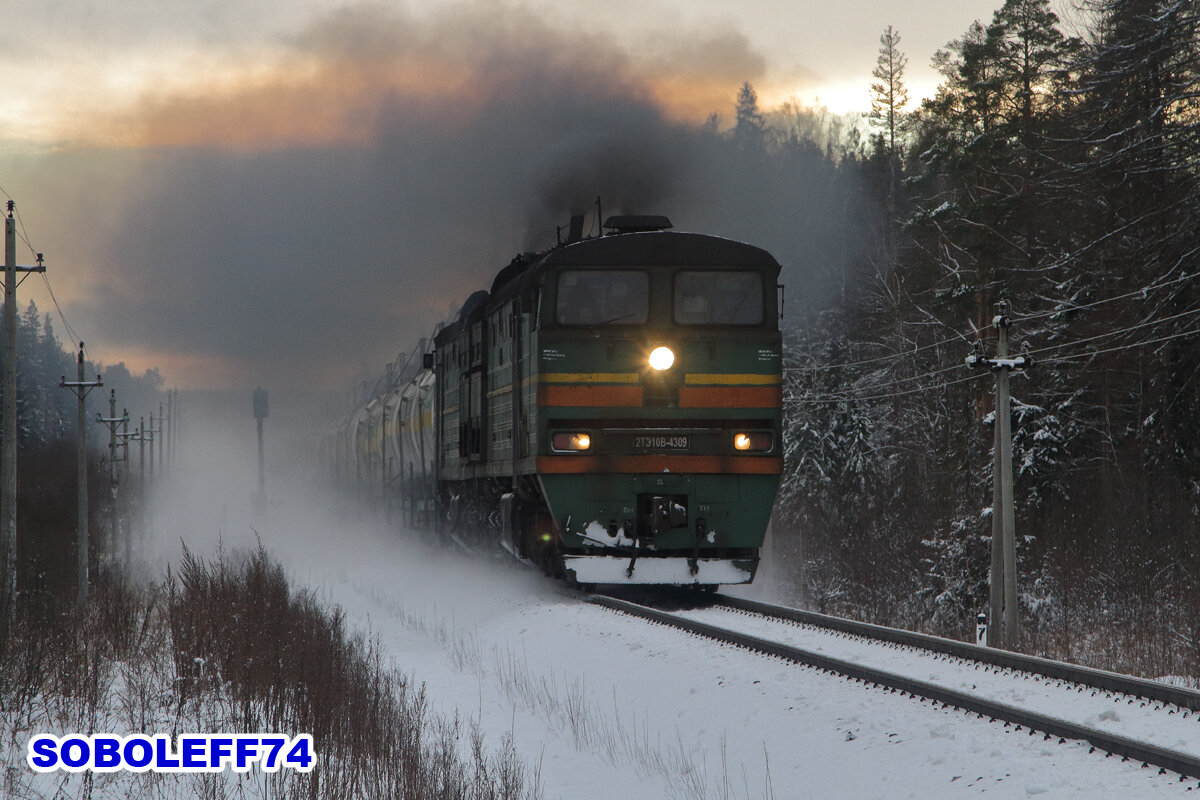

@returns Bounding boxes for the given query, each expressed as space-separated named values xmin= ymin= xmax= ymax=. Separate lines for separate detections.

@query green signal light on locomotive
xmin=648 ymin=346 xmax=675 ymax=371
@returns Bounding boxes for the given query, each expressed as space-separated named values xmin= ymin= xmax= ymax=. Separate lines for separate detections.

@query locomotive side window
xmin=556 ymin=270 xmax=648 ymax=326
xmin=674 ymin=270 xmax=764 ymax=326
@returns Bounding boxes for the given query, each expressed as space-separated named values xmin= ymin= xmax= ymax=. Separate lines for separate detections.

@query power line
xmin=1023 ymin=306 xmax=1200 ymax=359
xmin=792 ymin=310 xmax=1199 ymax=404
xmin=784 ymin=332 xmax=970 ymax=372
xmin=791 ymin=370 xmax=989 ymax=404
xmin=1037 ymin=326 xmax=1200 ymax=366
xmin=788 ymin=270 xmax=1197 ymax=378
xmin=1012 ymin=269 xmax=1198 ymax=323
xmin=40 ymin=273 xmax=84 ymax=349
xmin=0 ymin=183 xmax=88 ymax=348
xmin=787 ymin=275 xmax=1200 ymax=383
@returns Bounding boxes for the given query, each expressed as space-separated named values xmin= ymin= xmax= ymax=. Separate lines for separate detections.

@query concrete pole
xmin=2 ymin=206 xmax=16 ymax=618
xmin=988 ymin=393 xmax=1004 ymax=648
xmin=122 ymin=409 xmax=131 ymax=570
xmin=138 ymin=418 xmax=145 ymax=493
xmin=157 ymin=402 xmax=164 ymax=476
xmin=63 ymin=346 xmax=102 ymax=607
xmin=147 ymin=413 xmax=155 ymax=482
xmin=165 ymin=392 xmax=172 ymax=470
xmin=108 ymin=390 xmax=117 ymax=563
xmin=996 ymin=311 xmax=1019 ymax=650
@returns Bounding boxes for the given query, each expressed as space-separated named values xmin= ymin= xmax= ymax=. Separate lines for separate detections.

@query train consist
xmin=325 ymin=215 xmax=784 ymax=586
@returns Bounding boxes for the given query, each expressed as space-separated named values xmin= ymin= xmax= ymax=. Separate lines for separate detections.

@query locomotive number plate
xmin=631 ymin=434 xmax=690 ymax=451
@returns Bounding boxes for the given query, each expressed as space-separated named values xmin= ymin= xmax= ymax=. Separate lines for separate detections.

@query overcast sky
xmin=0 ymin=0 xmax=1070 ymax=392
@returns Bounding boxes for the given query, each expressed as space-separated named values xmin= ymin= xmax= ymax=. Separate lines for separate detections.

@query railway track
xmin=589 ymin=591 xmax=1200 ymax=783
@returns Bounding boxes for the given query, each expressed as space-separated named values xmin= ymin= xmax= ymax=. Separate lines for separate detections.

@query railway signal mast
xmin=253 ymin=387 xmax=268 ymax=512
xmin=966 ymin=301 xmax=1033 ymax=650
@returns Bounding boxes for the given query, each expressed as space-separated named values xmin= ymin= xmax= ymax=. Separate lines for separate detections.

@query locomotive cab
xmin=526 ymin=226 xmax=784 ymax=585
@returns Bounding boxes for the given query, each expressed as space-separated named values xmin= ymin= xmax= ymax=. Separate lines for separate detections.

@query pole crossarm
xmin=4 ymin=257 xmax=46 ymax=296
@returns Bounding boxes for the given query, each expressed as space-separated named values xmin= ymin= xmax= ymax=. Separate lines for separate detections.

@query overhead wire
xmin=1011 ymin=268 xmax=1197 ymax=323
xmin=1036 ymin=326 xmax=1200 ymax=366
xmin=791 ymin=370 xmax=990 ymax=404
xmin=0 ymin=181 xmax=88 ymax=349
xmin=788 ymin=268 xmax=1198 ymax=379
xmin=1023 ymin=306 xmax=1200 ymax=359
xmin=789 ymin=304 xmax=1200 ymax=404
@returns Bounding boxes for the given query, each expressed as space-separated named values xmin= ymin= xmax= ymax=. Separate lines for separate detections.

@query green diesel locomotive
xmin=336 ymin=215 xmax=784 ymax=586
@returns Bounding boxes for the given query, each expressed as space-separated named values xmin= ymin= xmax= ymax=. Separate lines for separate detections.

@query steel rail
xmin=712 ymin=593 xmax=1200 ymax=712
xmin=589 ymin=594 xmax=1200 ymax=782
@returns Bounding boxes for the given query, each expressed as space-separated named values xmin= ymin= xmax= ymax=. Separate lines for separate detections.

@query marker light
xmin=648 ymin=346 xmax=675 ymax=371
xmin=552 ymin=432 xmax=592 ymax=451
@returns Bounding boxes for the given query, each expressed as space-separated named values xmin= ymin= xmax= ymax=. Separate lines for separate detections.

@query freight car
xmin=329 ymin=215 xmax=783 ymax=586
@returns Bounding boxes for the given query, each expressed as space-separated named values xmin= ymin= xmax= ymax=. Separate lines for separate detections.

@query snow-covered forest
xmin=761 ymin=0 xmax=1200 ymax=676
xmin=0 ymin=300 xmax=165 ymax=600
xmin=3 ymin=0 xmax=1198 ymax=677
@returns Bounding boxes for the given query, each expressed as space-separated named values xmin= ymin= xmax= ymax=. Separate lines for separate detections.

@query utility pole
xmin=138 ymin=417 xmax=145 ymax=493
xmin=967 ymin=301 xmax=1033 ymax=650
xmin=157 ymin=402 xmax=164 ymax=476
xmin=59 ymin=344 xmax=102 ymax=609
xmin=147 ymin=413 xmax=157 ymax=482
xmin=164 ymin=392 xmax=172 ymax=470
xmin=117 ymin=410 xmax=134 ymax=569
xmin=172 ymin=389 xmax=181 ymax=467
xmin=96 ymin=392 xmax=129 ymax=569
xmin=1 ymin=201 xmax=46 ymax=623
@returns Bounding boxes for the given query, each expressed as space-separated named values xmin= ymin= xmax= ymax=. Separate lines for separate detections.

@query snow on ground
xmin=671 ymin=605 xmax=1200 ymax=762
xmin=139 ymin=413 xmax=1196 ymax=799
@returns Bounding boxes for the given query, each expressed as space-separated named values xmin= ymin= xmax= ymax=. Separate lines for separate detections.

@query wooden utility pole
xmin=60 ymin=344 xmax=102 ymax=609
xmin=1 ymin=202 xmax=46 ymax=621
xmin=967 ymin=301 xmax=1033 ymax=649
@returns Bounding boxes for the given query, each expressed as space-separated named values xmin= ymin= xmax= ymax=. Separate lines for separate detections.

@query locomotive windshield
xmin=674 ymin=270 xmax=765 ymax=326
xmin=556 ymin=270 xmax=649 ymax=326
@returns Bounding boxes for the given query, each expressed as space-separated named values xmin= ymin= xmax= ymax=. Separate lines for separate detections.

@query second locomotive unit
xmin=336 ymin=214 xmax=784 ymax=586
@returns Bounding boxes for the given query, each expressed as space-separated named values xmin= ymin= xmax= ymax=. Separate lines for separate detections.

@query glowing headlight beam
xmin=648 ymin=346 xmax=675 ymax=371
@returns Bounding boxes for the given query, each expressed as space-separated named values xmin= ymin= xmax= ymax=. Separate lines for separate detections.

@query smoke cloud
xmin=3 ymin=1 xmax=854 ymax=393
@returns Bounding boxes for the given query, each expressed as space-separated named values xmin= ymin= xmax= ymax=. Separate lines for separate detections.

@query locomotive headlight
xmin=552 ymin=432 xmax=592 ymax=451
xmin=648 ymin=346 xmax=675 ymax=371
xmin=733 ymin=431 xmax=773 ymax=452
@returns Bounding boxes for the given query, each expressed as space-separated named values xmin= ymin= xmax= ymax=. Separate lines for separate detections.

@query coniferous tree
xmin=733 ymin=82 xmax=766 ymax=152
xmin=870 ymin=25 xmax=910 ymax=160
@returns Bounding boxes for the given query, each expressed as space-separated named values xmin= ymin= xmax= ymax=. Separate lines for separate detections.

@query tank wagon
xmin=331 ymin=215 xmax=784 ymax=586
